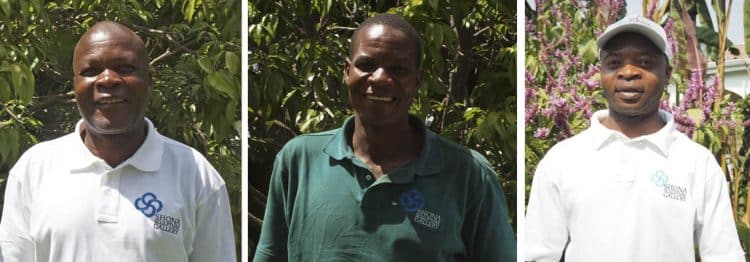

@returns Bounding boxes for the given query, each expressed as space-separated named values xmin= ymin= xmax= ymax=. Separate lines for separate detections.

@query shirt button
xmin=365 ymin=175 xmax=372 ymax=181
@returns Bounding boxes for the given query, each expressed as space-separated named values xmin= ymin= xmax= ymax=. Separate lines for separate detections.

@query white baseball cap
xmin=596 ymin=16 xmax=671 ymax=58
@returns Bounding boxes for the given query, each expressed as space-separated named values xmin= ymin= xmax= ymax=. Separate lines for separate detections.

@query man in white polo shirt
xmin=525 ymin=16 xmax=744 ymax=261
xmin=0 ymin=21 xmax=236 ymax=261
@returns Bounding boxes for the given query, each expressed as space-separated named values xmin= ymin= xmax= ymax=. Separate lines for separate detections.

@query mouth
xmin=366 ymin=94 xmax=395 ymax=103
xmin=95 ymin=97 xmax=127 ymax=105
xmin=614 ymin=87 xmax=644 ymax=101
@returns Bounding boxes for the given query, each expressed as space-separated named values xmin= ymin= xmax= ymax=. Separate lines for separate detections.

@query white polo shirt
xmin=525 ymin=110 xmax=744 ymax=262
xmin=0 ymin=118 xmax=236 ymax=262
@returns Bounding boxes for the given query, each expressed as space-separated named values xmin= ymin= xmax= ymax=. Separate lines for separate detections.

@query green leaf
xmin=7 ymin=127 xmax=17 ymax=163
xmin=686 ymin=108 xmax=705 ymax=126
xmin=0 ymin=0 xmax=10 ymax=17
xmin=224 ymin=51 xmax=240 ymax=75
xmin=197 ymin=57 xmax=214 ymax=73
xmin=10 ymin=64 xmax=22 ymax=92
xmin=206 ymin=70 xmax=236 ymax=100
xmin=183 ymin=0 xmax=196 ymax=22
xmin=579 ymin=39 xmax=598 ymax=63
xmin=0 ymin=129 xmax=8 ymax=164
xmin=20 ymin=64 xmax=34 ymax=104
xmin=0 ymin=77 xmax=10 ymax=101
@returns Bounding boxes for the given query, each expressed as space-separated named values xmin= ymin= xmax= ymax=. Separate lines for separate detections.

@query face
xmin=600 ymin=32 xmax=671 ymax=118
xmin=73 ymin=28 xmax=152 ymax=135
xmin=345 ymin=24 xmax=422 ymax=127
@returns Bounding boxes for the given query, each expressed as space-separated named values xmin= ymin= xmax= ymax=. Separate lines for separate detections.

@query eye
xmin=79 ymin=67 xmax=102 ymax=77
xmin=639 ymin=58 xmax=653 ymax=67
xmin=604 ymin=58 xmax=621 ymax=69
xmin=115 ymin=65 xmax=137 ymax=75
xmin=356 ymin=62 xmax=376 ymax=72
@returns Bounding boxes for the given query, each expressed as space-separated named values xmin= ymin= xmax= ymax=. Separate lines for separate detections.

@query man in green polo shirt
xmin=254 ymin=13 xmax=516 ymax=261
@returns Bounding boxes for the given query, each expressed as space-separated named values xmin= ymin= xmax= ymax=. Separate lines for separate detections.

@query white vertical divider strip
xmin=516 ymin=0 xmax=526 ymax=261
xmin=241 ymin=0 xmax=249 ymax=261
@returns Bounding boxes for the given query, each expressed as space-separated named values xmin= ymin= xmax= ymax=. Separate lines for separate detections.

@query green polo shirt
xmin=254 ymin=116 xmax=516 ymax=261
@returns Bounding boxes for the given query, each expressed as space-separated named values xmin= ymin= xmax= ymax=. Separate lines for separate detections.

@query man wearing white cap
xmin=525 ymin=16 xmax=744 ymax=261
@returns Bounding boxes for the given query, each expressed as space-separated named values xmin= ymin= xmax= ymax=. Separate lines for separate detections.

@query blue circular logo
xmin=134 ymin=192 xmax=163 ymax=217
xmin=651 ymin=171 xmax=668 ymax=187
xmin=399 ymin=189 xmax=425 ymax=213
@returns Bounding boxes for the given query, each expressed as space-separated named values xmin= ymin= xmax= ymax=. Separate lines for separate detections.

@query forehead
xmin=74 ymin=31 xmax=145 ymax=64
xmin=352 ymin=24 xmax=416 ymax=57
xmin=600 ymin=32 xmax=662 ymax=56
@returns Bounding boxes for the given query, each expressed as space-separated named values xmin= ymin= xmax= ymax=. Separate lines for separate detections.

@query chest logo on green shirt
xmin=400 ymin=189 xmax=441 ymax=230
xmin=399 ymin=189 xmax=425 ymax=212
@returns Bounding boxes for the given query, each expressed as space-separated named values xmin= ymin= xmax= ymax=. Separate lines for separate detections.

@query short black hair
xmin=350 ymin=13 xmax=423 ymax=68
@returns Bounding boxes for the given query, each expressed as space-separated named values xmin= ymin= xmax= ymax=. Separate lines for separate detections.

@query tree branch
xmin=0 ymin=100 xmax=25 ymax=126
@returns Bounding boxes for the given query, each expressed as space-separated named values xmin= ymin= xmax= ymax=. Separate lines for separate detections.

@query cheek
xmin=346 ymin=71 xmax=368 ymax=88
xmin=72 ymin=78 xmax=93 ymax=95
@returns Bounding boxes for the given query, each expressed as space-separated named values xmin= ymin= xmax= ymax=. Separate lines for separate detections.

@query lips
xmin=614 ymin=87 xmax=644 ymax=101
xmin=366 ymin=94 xmax=395 ymax=103
xmin=95 ymin=97 xmax=127 ymax=106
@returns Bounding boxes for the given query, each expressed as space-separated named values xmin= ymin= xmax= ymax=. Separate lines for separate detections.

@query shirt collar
xmin=69 ymin=118 xmax=164 ymax=172
xmin=589 ymin=109 xmax=677 ymax=156
xmin=322 ymin=115 xmax=442 ymax=182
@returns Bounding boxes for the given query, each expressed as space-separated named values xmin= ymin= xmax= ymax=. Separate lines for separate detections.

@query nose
xmin=617 ymin=64 xmax=642 ymax=81
xmin=368 ymin=67 xmax=393 ymax=87
xmin=95 ymin=69 xmax=124 ymax=88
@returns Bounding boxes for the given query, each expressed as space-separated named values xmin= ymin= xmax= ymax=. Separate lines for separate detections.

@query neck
xmin=601 ymin=109 xmax=665 ymax=138
xmin=351 ymin=115 xmax=423 ymax=175
xmin=80 ymin=121 xmax=147 ymax=168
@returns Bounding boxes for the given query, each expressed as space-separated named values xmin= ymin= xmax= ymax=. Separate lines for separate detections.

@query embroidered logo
xmin=399 ymin=188 xmax=441 ymax=230
xmin=153 ymin=213 xmax=182 ymax=234
xmin=399 ymin=189 xmax=425 ymax=212
xmin=135 ymin=192 xmax=162 ymax=217
xmin=651 ymin=171 xmax=668 ymax=187
xmin=414 ymin=209 xmax=441 ymax=229
xmin=651 ymin=171 xmax=687 ymax=201
xmin=134 ymin=192 xmax=182 ymax=234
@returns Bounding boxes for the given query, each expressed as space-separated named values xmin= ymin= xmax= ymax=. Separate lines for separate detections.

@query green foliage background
xmin=249 ymin=0 xmax=517 ymax=258
xmin=0 ymin=0 xmax=241 ymax=256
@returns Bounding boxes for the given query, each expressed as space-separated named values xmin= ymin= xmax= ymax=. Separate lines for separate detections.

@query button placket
xmin=97 ymin=168 xmax=122 ymax=223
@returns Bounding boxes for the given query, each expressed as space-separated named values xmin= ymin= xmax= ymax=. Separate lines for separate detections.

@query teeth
xmin=366 ymin=95 xmax=394 ymax=102
xmin=98 ymin=98 xmax=125 ymax=104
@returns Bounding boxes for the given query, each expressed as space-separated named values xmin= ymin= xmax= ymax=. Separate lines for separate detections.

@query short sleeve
xmin=695 ymin=156 xmax=744 ymax=262
xmin=525 ymin=152 xmax=569 ymax=262
xmin=189 ymin=183 xmax=236 ymax=262
xmin=0 ymin=156 xmax=36 ymax=262
xmin=253 ymin=153 xmax=290 ymax=262
xmin=462 ymin=157 xmax=516 ymax=261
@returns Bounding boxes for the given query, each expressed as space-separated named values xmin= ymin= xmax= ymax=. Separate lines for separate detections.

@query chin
xmin=611 ymin=106 xmax=656 ymax=117
xmin=84 ymin=118 xmax=134 ymax=135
